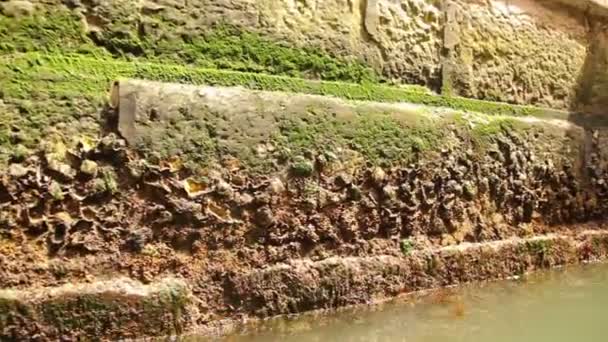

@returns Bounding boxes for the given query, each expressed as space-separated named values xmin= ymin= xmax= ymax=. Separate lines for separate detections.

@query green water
xmin=215 ymin=263 xmax=608 ymax=342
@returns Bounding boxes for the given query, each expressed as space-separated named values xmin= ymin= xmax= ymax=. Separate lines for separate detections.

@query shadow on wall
xmin=568 ymin=18 xmax=608 ymax=185
xmin=571 ymin=17 xmax=608 ymax=128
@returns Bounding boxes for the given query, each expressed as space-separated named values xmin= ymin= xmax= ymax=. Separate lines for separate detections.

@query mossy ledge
xmin=2 ymin=53 xmax=562 ymax=118
xmin=0 ymin=53 xmax=568 ymax=168
xmin=0 ymin=278 xmax=192 ymax=340
xmin=110 ymin=78 xmax=577 ymax=173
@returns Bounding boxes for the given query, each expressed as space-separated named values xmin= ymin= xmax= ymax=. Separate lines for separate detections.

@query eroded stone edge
xmin=227 ymin=230 xmax=608 ymax=318
xmin=3 ymin=231 xmax=608 ymax=339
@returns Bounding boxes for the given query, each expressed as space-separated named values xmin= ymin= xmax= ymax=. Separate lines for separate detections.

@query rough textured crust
xmin=2 ymin=82 xmax=608 ymax=339
xmin=3 ymin=0 xmax=608 ymax=339
xmin=2 ymin=231 xmax=608 ymax=340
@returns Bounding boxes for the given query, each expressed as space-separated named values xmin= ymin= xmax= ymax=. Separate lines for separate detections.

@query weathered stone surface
xmin=363 ymin=0 xmax=443 ymax=85
xmin=448 ymin=0 xmax=587 ymax=110
xmin=0 ymin=0 xmax=35 ymax=17
xmin=0 ymin=278 xmax=193 ymax=340
xmin=56 ymin=0 xmax=444 ymax=86
xmin=6 ymin=80 xmax=608 ymax=339
xmin=550 ymin=0 xmax=608 ymax=15
xmin=110 ymin=81 xmax=601 ymax=240
xmin=575 ymin=20 xmax=608 ymax=116
xmin=113 ymin=79 xmax=448 ymax=168
xmin=229 ymin=231 xmax=608 ymax=317
xmin=202 ymin=0 xmax=443 ymax=85
xmin=66 ymin=0 xmax=603 ymax=110
xmin=6 ymin=1 xmax=608 ymax=339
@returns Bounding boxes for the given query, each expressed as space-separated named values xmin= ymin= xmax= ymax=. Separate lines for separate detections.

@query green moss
xmin=40 ymin=293 xmax=174 ymax=336
xmin=400 ymin=239 xmax=415 ymax=256
xmin=0 ymin=1 xmax=554 ymax=117
xmin=35 ymin=284 xmax=189 ymax=337
xmin=0 ymin=54 xmax=104 ymax=165
xmin=0 ymin=296 xmax=33 ymax=332
xmin=145 ymin=24 xmax=379 ymax=83
xmin=450 ymin=113 xmax=533 ymax=151
xmin=49 ymin=181 xmax=65 ymax=200
xmin=289 ymin=157 xmax=315 ymax=177
xmin=3 ymin=53 xmax=552 ymax=118
xmin=0 ymin=10 xmax=106 ymax=56
xmin=526 ymin=239 xmax=552 ymax=261
xmin=0 ymin=4 xmax=569 ymax=171
xmin=1 ymin=52 xmax=553 ymax=169
xmin=0 ymin=7 xmax=378 ymax=83
xmin=91 ymin=168 xmax=119 ymax=194
xmin=471 ymin=118 xmax=516 ymax=138
xmin=39 ymin=294 xmax=124 ymax=334
xmin=9 ymin=144 xmax=29 ymax=162
xmin=1 ymin=53 xmax=555 ymax=171
xmin=272 ymin=109 xmax=444 ymax=167
xmin=150 ymin=283 xmax=190 ymax=334
xmin=590 ymin=235 xmax=608 ymax=253
xmin=100 ymin=169 xmax=119 ymax=194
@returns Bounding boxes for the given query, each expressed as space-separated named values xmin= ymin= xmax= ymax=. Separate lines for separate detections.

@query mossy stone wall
xmin=3 ymin=0 xmax=605 ymax=110
xmin=1 ymin=0 xmax=607 ymax=168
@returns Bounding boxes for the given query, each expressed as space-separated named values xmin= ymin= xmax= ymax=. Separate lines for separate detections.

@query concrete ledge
xmin=0 ymin=278 xmax=193 ymax=340
xmin=109 ymin=78 xmax=578 ymax=172
xmin=109 ymin=77 xmax=568 ymax=150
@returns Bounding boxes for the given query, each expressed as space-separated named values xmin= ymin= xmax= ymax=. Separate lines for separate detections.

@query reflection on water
xmin=205 ymin=263 xmax=608 ymax=342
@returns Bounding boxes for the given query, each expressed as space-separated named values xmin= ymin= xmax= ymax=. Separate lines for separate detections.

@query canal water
xmin=211 ymin=263 xmax=608 ymax=342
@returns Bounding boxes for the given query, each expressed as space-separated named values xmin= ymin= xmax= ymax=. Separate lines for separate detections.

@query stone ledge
xmin=110 ymin=78 xmax=578 ymax=172
xmin=0 ymin=278 xmax=193 ymax=340
xmin=228 ymin=230 xmax=608 ymax=317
